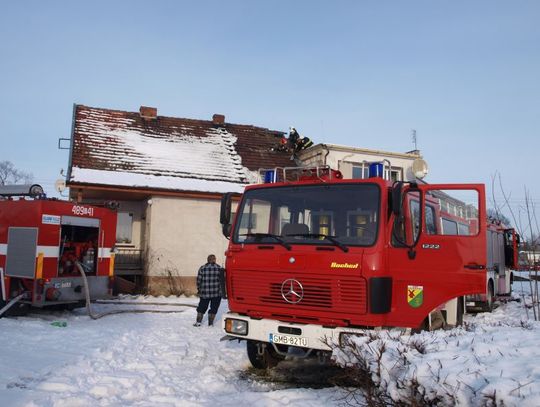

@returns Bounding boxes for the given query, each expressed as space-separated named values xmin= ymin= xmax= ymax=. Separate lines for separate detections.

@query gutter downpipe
xmin=321 ymin=144 xmax=330 ymax=167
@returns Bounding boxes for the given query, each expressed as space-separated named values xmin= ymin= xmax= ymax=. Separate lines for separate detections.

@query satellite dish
xmin=55 ymin=179 xmax=66 ymax=193
xmin=412 ymin=159 xmax=429 ymax=180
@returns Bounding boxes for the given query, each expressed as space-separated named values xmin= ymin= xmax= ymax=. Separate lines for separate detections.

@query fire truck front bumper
xmin=221 ymin=312 xmax=369 ymax=352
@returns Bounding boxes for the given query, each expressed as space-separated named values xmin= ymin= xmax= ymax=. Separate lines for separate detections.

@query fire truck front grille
xmin=264 ymin=282 xmax=332 ymax=307
xmin=231 ymin=274 xmax=367 ymax=314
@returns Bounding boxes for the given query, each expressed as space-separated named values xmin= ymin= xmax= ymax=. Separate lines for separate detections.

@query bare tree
xmin=492 ymin=171 xmax=540 ymax=320
xmin=487 ymin=208 xmax=512 ymax=226
xmin=0 ymin=161 xmax=33 ymax=185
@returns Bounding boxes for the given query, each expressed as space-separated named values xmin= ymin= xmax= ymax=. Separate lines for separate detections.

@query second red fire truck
xmin=219 ymin=165 xmax=519 ymax=368
xmin=0 ymin=185 xmax=117 ymax=316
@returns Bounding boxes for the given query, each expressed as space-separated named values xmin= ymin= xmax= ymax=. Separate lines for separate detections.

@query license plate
xmin=55 ymin=282 xmax=72 ymax=289
xmin=269 ymin=333 xmax=308 ymax=347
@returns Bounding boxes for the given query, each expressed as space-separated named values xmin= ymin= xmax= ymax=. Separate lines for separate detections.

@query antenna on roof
xmin=411 ymin=129 xmax=417 ymax=150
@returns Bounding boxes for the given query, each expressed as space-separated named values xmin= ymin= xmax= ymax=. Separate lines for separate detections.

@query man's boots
xmin=193 ymin=312 xmax=203 ymax=327
xmin=208 ymin=313 xmax=216 ymax=326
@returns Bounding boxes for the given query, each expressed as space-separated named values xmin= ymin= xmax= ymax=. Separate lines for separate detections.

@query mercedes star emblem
xmin=281 ymin=279 xmax=304 ymax=304
xmin=289 ymin=257 xmax=296 ymax=264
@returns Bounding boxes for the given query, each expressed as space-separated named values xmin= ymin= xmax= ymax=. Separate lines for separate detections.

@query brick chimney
xmin=139 ymin=106 xmax=157 ymax=120
xmin=212 ymin=114 xmax=225 ymax=126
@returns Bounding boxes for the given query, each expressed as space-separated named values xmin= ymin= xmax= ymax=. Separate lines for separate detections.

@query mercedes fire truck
xmin=219 ymin=165 xmax=519 ymax=368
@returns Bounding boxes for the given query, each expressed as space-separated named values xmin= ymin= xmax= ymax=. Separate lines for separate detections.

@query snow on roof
xmin=69 ymin=105 xmax=291 ymax=194
xmin=71 ymin=167 xmax=246 ymax=194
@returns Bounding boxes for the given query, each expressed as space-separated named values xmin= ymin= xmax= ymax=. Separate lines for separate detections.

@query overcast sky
xmin=1 ymin=1 xmax=539 ymax=230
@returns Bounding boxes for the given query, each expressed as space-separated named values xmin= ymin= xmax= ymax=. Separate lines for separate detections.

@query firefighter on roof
xmin=288 ymin=127 xmax=313 ymax=153
xmin=271 ymin=127 xmax=314 ymax=155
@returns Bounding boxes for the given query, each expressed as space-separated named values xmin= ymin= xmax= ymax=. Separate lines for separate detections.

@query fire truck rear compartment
xmin=59 ymin=223 xmax=99 ymax=277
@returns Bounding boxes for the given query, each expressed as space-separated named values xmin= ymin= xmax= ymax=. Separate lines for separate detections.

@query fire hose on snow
xmin=0 ymin=293 xmax=27 ymax=318
xmin=75 ymin=262 xmax=196 ymax=319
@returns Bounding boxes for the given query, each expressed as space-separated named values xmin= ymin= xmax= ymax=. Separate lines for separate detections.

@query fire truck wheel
xmin=246 ymin=340 xmax=285 ymax=369
xmin=456 ymin=296 xmax=464 ymax=326
xmin=482 ymin=282 xmax=494 ymax=312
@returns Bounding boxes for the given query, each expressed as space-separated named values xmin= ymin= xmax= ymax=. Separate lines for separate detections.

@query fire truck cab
xmin=220 ymin=165 xmax=503 ymax=368
xmin=0 ymin=185 xmax=117 ymax=315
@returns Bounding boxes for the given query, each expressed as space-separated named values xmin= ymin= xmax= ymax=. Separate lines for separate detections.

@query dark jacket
xmin=197 ymin=263 xmax=225 ymax=298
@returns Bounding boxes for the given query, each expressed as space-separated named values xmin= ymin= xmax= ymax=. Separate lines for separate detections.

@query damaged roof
xmin=68 ymin=105 xmax=292 ymax=194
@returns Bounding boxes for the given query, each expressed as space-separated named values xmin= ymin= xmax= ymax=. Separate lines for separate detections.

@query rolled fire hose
xmin=74 ymin=262 xmax=195 ymax=319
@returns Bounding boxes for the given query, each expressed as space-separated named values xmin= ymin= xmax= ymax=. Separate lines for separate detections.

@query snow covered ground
xmin=0 ymin=297 xmax=338 ymax=406
xmin=333 ymin=278 xmax=540 ymax=406
xmin=0 ymin=279 xmax=539 ymax=407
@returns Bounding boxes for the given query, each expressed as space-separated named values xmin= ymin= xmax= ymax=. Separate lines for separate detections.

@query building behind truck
xmin=220 ymin=164 xmax=519 ymax=369
xmin=63 ymin=104 xmax=422 ymax=295
xmin=0 ymin=184 xmax=117 ymax=316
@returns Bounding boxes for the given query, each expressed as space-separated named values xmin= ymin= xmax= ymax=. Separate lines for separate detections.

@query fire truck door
xmin=5 ymin=227 xmax=38 ymax=278
xmin=387 ymin=184 xmax=487 ymax=327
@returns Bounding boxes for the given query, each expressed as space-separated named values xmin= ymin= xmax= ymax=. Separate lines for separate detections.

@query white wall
xmin=145 ymin=196 xmax=228 ymax=278
xmin=300 ymin=145 xmax=421 ymax=181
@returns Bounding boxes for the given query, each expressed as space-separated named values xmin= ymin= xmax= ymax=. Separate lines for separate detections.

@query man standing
xmin=194 ymin=254 xmax=224 ymax=327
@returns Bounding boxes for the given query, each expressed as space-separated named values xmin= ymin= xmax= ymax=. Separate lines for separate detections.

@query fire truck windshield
xmin=233 ymin=183 xmax=380 ymax=247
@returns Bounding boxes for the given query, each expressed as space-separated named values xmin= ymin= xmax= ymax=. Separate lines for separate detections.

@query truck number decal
xmin=422 ymin=244 xmax=440 ymax=250
xmin=72 ymin=205 xmax=95 ymax=217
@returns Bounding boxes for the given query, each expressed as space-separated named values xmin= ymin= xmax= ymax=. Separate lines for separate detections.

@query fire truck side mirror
xmin=220 ymin=193 xmax=232 ymax=226
xmin=222 ymin=223 xmax=232 ymax=239
xmin=391 ymin=183 xmax=403 ymax=216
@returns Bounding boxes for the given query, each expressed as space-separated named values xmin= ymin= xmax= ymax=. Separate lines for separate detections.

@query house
xmin=65 ymin=104 xmax=424 ymax=295
xmin=298 ymin=144 xmax=421 ymax=182
xmin=66 ymin=105 xmax=292 ymax=295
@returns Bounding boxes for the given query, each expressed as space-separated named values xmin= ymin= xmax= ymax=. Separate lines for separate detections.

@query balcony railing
xmin=114 ymin=248 xmax=144 ymax=273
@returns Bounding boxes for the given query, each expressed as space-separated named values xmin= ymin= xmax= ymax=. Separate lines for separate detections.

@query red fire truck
xmin=219 ymin=165 xmax=519 ymax=368
xmin=0 ymin=185 xmax=117 ymax=316
xmin=466 ymin=219 xmax=519 ymax=311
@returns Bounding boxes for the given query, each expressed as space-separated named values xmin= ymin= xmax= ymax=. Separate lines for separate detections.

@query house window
xmin=352 ymin=166 xmax=369 ymax=179
xmin=389 ymin=168 xmax=402 ymax=182
xmin=116 ymin=212 xmax=133 ymax=244
xmin=352 ymin=164 xmax=402 ymax=181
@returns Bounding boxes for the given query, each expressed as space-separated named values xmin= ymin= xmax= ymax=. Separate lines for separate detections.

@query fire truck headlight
xmin=225 ymin=318 xmax=248 ymax=335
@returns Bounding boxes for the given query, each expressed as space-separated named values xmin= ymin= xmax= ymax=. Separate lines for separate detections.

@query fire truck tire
xmin=456 ymin=296 xmax=464 ymax=326
xmin=414 ymin=310 xmax=445 ymax=332
xmin=482 ymin=282 xmax=495 ymax=312
xmin=509 ymin=272 xmax=514 ymax=292
xmin=246 ymin=340 xmax=284 ymax=369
